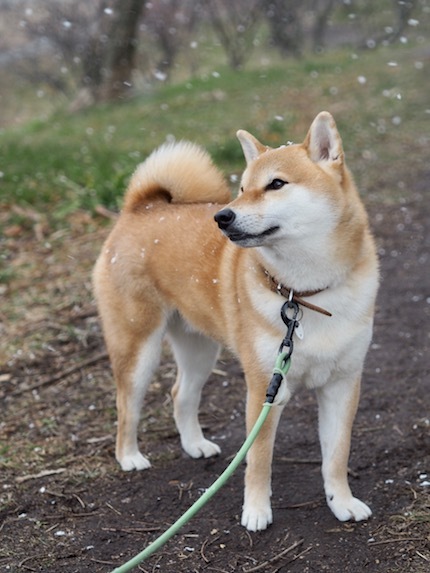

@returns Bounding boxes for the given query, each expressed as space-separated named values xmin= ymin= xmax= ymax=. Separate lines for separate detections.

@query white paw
xmin=183 ymin=438 xmax=221 ymax=459
xmin=118 ymin=452 xmax=151 ymax=471
xmin=328 ymin=495 xmax=372 ymax=522
xmin=241 ymin=504 xmax=273 ymax=532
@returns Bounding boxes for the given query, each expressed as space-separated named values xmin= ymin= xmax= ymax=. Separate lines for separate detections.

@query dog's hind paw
xmin=183 ymin=438 xmax=221 ymax=459
xmin=241 ymin=505 xmax=273 ymax=532
xmin=118 ymin=452 xmax=151 ymax=471
xmin=328 ymin=495 xmax=372 ymax=522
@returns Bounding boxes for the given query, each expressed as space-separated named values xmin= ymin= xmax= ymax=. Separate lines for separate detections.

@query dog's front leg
xmin=316 ymin=375 xmax=372 ymax=522
xmin=241 ymin=380 xmax=286 ymax=532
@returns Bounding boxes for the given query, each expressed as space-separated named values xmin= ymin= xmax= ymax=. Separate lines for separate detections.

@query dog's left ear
xmin=237 ymin=130 xmax=268 ymax=164
xmin=304 ymin=112 xmax=344 ymax=166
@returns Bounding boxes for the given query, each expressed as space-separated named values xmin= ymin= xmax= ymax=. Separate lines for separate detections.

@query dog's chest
xmin=250 ymin=289 xmax=372 ymax=390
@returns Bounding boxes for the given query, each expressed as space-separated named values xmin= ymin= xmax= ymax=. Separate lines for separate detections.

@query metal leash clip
xmin=266 ymin=296 xmax=299 ymax=404
xmin=279 ymin=298 xmax=300 ymax=358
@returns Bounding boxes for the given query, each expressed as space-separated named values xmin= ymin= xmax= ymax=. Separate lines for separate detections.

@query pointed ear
xmin=304 ymin=112 xmax=344 ymax=165
xmin=236 ymin=130 xmax=268 ymax=164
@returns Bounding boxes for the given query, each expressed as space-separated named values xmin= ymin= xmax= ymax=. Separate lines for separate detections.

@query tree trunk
xmin=265 ymin=0 xmax=304 ymax=58
xmin=100 ymin=0 xmax=146 ymax=101
xmin=205 ymin=0 xmax=262 ymax=70
xmin=312 ymin=0 xmax=336 ymax=53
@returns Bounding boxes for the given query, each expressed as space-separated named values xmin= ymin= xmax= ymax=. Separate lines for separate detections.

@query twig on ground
xmin=90 ymin=558 xmax=117 ymax=566
xmin=18 ymin=555 xmax=38 ymax=571
xmin=12 ymin=351 xmax=109 ymax=396
xmin=416 ymin=550 xmax=429 ymax=561
xmin=369 ymin=537 xmax=428 ymax=546
xmin=289 ymin=545 xmax=313 ymax=562
xmin=244 ymin=529 xmax=253 ymax=548
xmin=276 ymin=499 xmax=322 ymax=509
xmin=243 ymin=539 xmax=304 ymax=573
xmin=105 ymin=502 xmax=122 ymax=515
xmin=15 ymin=468 xmax=67 ymax=483
xmin=102 ymin=526 xmax=161 ymax=534
xmin=200 ymin=535 xmax=220 ymax=563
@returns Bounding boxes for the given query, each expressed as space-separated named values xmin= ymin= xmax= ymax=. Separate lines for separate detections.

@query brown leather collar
xmin=265 ymin=272 xmax=332 ymax=317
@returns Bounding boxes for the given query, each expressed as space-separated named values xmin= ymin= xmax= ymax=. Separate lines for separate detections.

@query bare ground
xmin=1 ymin=174 xmax=429 ymax=572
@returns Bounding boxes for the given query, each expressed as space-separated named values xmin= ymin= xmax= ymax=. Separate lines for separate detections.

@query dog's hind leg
xmin=317 ymin=375 xmax=372 ymax=522
xmin=114 ymin=323 xmax=166 ymax=471
xmin=167 ymin=315 xmax=221 ymax=459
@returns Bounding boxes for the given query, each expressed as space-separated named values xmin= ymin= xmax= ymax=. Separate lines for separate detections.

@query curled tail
xmin=123 ymin=141 xmax=231 ymax=212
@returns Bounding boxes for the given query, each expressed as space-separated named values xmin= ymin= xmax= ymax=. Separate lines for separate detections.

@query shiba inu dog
xmin=93 ymin=112 xmax=379 ymax=531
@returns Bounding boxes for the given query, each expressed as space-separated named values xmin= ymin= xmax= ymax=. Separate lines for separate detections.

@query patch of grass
xmin=0 ymin=266 xmax=15 ymax=285
xmin=0 ymin=442 xmax=12 ymax=464
xmin=0 ymin=41 xmax=428 ymax=230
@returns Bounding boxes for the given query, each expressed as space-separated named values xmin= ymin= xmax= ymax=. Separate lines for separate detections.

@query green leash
xmin=111 ymin=353 xmax=292 ymax=573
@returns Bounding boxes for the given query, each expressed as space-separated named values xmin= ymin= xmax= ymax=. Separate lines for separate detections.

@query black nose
xmin=214 ymin=208 xmax=236 ymax=230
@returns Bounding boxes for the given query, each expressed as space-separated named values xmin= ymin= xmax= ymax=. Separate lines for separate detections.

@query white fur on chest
xmin=251 ymin=284 xmax=374 ymax=391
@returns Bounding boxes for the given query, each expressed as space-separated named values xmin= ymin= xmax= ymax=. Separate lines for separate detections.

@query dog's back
xmin=93 ymin=141 xmax=236 ymax=346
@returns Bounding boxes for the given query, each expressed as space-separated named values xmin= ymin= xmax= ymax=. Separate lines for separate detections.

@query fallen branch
xmin=101 ymin=526 xmax=161 ymax=534
xmin=19 ymin=555 xmax=40 ymax=571
xmin=243 ymin=539 xmax=304 ymax=573
xmin=416 ymin=550 xmax=429 ymax=562
xmin=12 ymin=351 xmax=109 ymax=396
xmin=200 ymin=535 xmax=220 ymax=563
xmin=290 ymin=545 xmax=313 ymax=562
xmin=369 ymin=537 xmax=428 ymax=546
xmin=16 ymin=468 xmax=67 ymax=483
xmin=276 ymin=499 xmax=322 ymax=509
xmin=90 ymin=558 xmax=117 ymax=566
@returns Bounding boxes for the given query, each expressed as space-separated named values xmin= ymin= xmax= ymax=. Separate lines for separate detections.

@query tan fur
xmin=93 ymin=113 xmax=379 ymax=531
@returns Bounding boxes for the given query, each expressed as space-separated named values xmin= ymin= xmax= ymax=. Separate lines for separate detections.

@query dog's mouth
xmin=226 ymin=225 xmax=280 ymax=243
xmin=214 ymin=209 xmax=280 ymax=246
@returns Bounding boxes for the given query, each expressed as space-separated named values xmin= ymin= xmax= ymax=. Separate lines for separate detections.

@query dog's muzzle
xmin=214 ymin=208 xmax=279 ymax=245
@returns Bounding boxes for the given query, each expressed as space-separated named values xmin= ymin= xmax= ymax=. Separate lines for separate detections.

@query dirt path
xmin=1 ymin=176 xmax=429 ymax=572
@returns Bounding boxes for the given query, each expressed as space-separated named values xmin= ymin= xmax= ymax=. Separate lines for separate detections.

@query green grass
xmin=0 ymin=41 xmax=428 ymax=227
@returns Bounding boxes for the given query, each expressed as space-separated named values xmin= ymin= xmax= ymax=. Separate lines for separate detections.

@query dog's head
xmin=215 ymin=112 xmax=350 ymax=249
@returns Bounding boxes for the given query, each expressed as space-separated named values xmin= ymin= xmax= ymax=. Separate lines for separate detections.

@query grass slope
xmin=0 ymin=43 xmax=428 ymax=229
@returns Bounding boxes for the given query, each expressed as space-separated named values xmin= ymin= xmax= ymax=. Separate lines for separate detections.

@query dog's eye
xmin=265 ymin=178 xmax=287 ymax=191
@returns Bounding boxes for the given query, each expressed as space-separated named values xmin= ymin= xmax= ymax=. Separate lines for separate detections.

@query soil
xmin=1 ymin=174 xmax=429 ymax=573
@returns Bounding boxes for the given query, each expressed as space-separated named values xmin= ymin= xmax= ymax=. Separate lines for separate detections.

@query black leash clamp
xmin=265 ymin=296 xmax=301 ymax=404
xmin=279 ymin=299 xmax=300 ymax=358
